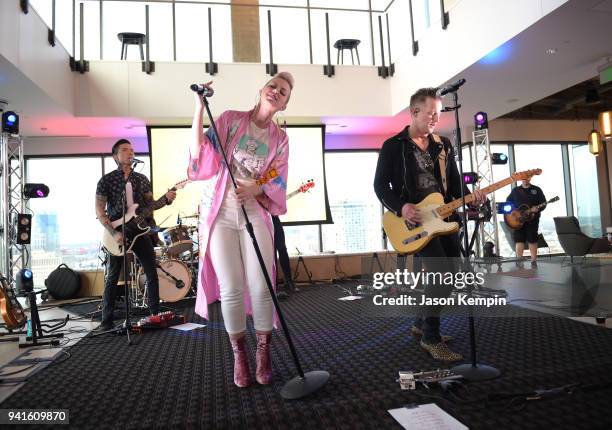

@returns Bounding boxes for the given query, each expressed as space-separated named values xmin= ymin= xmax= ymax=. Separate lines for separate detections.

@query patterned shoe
xmin=420 ymin=341 xmax=463 ymax=362
xmin=230 ymin=336 xmax=252 ymax=388
xmin=410 ymin=326 xmax=453 ymax=343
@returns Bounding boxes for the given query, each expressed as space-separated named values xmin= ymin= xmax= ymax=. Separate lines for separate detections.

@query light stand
xmin=445 ymin=87 xmax=500 ymax=381
xmin=19 ymin=290 xmax=66 ymax=348
xmin=200 ymin=93 xmax=329 ymax=399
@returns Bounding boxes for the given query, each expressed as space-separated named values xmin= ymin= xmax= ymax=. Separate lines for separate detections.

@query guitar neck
xmin=436 ymin=176 xmax=515 ymax=217
xmin=286 ymin=189 xmax=300 ymax=200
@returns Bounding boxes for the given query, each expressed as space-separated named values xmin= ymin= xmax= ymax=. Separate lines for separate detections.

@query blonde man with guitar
xmin=374 ymin=88 xmax=486 ymax=362
xmin=95 ymin=139 xmax=177 ymax=331
xmin=505 ymin=177 xmax=547 ymax=267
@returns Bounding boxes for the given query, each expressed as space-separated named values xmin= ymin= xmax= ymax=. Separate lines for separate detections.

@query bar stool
xmin=117 ymin=32 xmax=146 ymax=60
xmin=334 ymin=39 xmax=361 ymax=65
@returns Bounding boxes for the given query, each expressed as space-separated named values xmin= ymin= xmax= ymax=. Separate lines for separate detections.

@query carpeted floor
xmin=2 ymin=284 xmax=612 ymax=429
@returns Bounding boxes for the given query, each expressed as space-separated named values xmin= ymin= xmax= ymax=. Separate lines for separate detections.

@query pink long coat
xmin=187 ymin=110 xmax=289 ymax=320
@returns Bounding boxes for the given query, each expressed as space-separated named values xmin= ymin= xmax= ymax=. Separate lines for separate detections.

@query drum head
xmin=138 ymin=259 xmax=191 ymax=302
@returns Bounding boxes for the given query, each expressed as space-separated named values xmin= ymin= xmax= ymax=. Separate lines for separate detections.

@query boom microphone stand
xmin=199 ymin=89 xmax=329 ymax=399
xmin=443 ymin=81 xmax=500 ymax=381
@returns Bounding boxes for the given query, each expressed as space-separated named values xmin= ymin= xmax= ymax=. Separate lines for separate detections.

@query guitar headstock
xmin=298 ymin=179 xmax=315 ymax=193
xmin=511 ymin=169 xmax=542 ymax=182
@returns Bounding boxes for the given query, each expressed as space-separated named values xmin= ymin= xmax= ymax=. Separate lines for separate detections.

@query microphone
xmin=190 ymin=84 xmax=214 ymax=97
xmin=436 ymin=78 xmax=466 ymax=97
xmin=131 ymin=158 xmax=145 ymax=164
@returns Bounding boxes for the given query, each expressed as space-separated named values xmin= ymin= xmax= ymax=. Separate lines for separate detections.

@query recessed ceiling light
xmin=339 ymin=125 xmax=348 ymax=128
xmin=507 ymin=98 xmax=519 ymax=103
xmin=40 ymin=127 xmax=47 ymax=131
xmin=546 ymin=48 xmax=557 ymax=55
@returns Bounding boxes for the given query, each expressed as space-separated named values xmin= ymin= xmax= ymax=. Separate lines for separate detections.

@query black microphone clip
xmin=190 ymin=84 xmax=214 ymax=97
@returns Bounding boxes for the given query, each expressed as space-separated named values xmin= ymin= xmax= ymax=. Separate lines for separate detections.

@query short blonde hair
xmin=274 ymin=71 xmax=295 ymax=90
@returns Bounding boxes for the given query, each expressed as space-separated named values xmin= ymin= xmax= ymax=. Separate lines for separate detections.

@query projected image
xmin=148 ymin=125 xmax=329 ymax=228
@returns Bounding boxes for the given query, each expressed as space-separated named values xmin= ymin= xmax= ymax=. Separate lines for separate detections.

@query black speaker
xmin=16 ymin=214 xmax=32 ymax=245
xmin=45 ymin=264 xmax=81 ymax=300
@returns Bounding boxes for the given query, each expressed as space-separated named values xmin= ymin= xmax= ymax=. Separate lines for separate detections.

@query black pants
xmin=413 ymin=233 xmax=461 ymax=344
xmin=272 ymin=216 xmax=293 ymax=289
xmin=102 ymin=235 xmax=160 ymax=324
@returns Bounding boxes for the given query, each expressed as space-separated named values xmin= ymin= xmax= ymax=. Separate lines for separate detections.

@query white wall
xmin=0 ymin=0 xmax=74 ymax=114
xmin=23 ymin=136 xmax=149 ymax=156
xmin=389 ymin=0 xmax=568 ymax=115
xmin=75 ymin=62 xmax=393 ymax=119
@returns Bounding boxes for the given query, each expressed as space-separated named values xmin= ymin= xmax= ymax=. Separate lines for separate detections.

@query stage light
xmin=16 ymin=269 xmax=34 ymax=297
xmin=496 ymin=202 xmax=514 ymax=214
xmin=491 ymin=153 xmax=508 ymax=164
xmin=474 ymin=111 xmax=488 ymax=130
xmin=24 ymin=183 xmax=50 ymax=199
xmin=15 ymin=214 xmax=32 ymax=244
xmin=463 ymin=172 xmax=479 ymax=185
xmin=2 ymin=111 xmax=19 ymax=134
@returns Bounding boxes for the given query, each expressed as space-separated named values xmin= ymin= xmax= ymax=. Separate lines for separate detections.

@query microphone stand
xmin=446 ymin=89 xmax=500 ymax=381
xmin=200 ymin=93 xmax=329 ymax=399
xmin=99 ymin=163 xmax=137 ymax=344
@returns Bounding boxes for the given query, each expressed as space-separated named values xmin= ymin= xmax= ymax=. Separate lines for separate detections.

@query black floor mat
xmin=2 ymin=284 xmax=612 ymax=429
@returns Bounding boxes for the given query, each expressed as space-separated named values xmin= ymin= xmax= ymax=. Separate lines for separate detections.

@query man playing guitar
xmin=374 ymin=87 xmax=486 ymax=362
xmin=95 ymin=139 xmax=176 ymax=330
xmin=506 ymin=177 xmax=547 ymax=266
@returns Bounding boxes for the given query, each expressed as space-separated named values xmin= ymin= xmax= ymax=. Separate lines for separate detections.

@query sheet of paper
xmin=388 ymin=404 xmax=468 ymax=430
xmin=338 ymin=295 xmax=364 ymax=301
xmin=170 ymin=323 xmax=206 ymax=331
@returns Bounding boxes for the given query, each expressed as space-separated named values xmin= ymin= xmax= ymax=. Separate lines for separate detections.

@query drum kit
xmin=120 ymin=213 xmax=200 ymax=310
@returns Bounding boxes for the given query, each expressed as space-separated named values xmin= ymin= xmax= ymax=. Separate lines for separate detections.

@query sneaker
xmin=410 ymin=326 xmax=453 ymax=343
xmin=276 ymin=290 xmax=289 ymax=300
xmin=530 ymin=261 xmax=538 ymax=268
xmin=420 ymin=341 xmax=463 ymax=362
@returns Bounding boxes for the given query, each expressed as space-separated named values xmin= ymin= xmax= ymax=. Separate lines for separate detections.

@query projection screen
xmin=148 ymin=125 xmax=330 ymax=227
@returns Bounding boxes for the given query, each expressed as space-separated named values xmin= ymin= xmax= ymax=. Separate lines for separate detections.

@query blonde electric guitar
xmin=102 ymin=179 xmax=189 ymax=256
xmin=383 ymin=169 xmax=542 ymax=254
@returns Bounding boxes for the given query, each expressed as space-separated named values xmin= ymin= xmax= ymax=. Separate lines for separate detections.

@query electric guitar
xmin=504 ymin=196 xmax=559 ymax=230
xmin=102 ymin=179 xmax=189 ymax=256
xmin=287 ymin=179 xmax=315 ymax=200
xmin=383 ymin=169 xmax=542 ymax=254
xmin=0 ymin=275 xmax=26 ymax=329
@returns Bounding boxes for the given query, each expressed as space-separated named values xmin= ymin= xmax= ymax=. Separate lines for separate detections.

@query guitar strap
xmin=431 ymin=133 xmax=448 ymax=195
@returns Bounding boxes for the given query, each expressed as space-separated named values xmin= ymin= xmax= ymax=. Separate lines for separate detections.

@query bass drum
xmin=138 ymin=259 xmax=191 ymax=302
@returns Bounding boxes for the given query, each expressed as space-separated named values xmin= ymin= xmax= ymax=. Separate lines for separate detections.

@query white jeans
xmin=209 ymin=192 xmax=275 ymax=334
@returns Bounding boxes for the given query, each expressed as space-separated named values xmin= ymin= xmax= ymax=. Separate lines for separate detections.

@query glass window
xmin=101 ymin=1 xmax=173 ymax=61
xmin=27 ymin=158 xmax=103 ymax=288
xmin=310 ymin=9 xmax=373 ymax=65
xmin=569 ymin=144 xmax=601 ymax=237
xmin=29 ymin=1 xmax=53 ymax=29
xmin=74 ymin=0 xmax=101 ymax=60
xmin=322 ymin=152 xmax=383 ymax=253
xmin=285 ymin=225 xmax=321 ymax=256
xmin=513 ymin=144 xmax=568 ymax=254
xmin=174 ymin=3 xmax=233 ymax=63
xmin=259 ymin=5 xmax=310 ymax=64
xmin=387 ymin=0 xmax=412 ymax=60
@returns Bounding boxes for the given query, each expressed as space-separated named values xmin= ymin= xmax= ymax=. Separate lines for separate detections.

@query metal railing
xmin=24 ymin=0 xmax=450 ymax=76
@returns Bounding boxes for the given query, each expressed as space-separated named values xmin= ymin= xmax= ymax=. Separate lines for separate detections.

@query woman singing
xmin=188 ymin=72 xmax=293 ymax=387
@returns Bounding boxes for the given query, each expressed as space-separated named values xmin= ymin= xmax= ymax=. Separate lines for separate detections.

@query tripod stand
xmin=19 ymin=290 xmax=66 ymax=348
